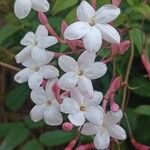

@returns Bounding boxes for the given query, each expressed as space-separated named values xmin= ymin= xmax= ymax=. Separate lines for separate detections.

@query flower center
xmin=33 ymin=66 xmax=40 ymax=72
xmin=90 ymin=16 xmax=96 ymax=26
xmin=78 ymin=69 xmax=84 ymax=76
xmin=80 ymin=106 xmax=86 ymax=111
xmin=47 ymin=100 xmax=51 ymax=106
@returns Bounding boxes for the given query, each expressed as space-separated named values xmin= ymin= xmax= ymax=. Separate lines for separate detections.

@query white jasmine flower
xmin=15 ymin=25 xmax=58 ymax=66
xmin=58 ymin=51 xmax=107 ymax=97
xmin=30 ymin=80 xmax=63 ymax=125
xmin=14 ymin=57 xmax=59 ymax=89
xmin=64 ymin=1 xmax=121 ymax=53
xmin=14 ymin=0 xmax=50 ymax=19
xmin=81 ymin=110 xmax=126 ymax=149
xmin=60 ymin=87 xmax=104 ymax=126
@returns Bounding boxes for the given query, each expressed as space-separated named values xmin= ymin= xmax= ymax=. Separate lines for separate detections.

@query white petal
xmin=107 ymin=125 xmax=126 ymax=140
xmin=14 ymin=0 xmax=31 ymax=19
xmin=35 ymin=25 xmax=48 ymax=41
xmin=64 ymin=22 xmax=90 ymax=40
xmin=22 ymin=57 xmax=37 ymax=68
xmin=58 ymin=72 xmax=79 ymax=91
xmin=85 ymin=106 xmax=104 ymax=125
xmin=14 ymin=68 xmax=32 ymax=83
xmin=31 ymin=47 xmax=53 ymax=66
xmin=31 ymin=0 xmax=50 ymax=12
xmin=31 ymin=87 xmax=47 ymax=104
xmin=30 ymin=104 xmax=46 ymax=122
xmin=15 ymin=46 xmax=32 ymax=64
xmin=70 ymin=87 xmax=84 ymax=105
xmin=83 ymin=26 xmax=102 ymax=53
xmin=95 ymin=4 xmax=120 ymax=24
xmin=28 ymin=72 xmax=43 ymax=89
xmin=44 ymin=105 xmax=63 ymax=126
xmin=85 ymin=91 xmax=103 ymax=106
xmin=39 ymin=65 xmax=59 ymax=79
xmin=104 ymin=110 xmax=123 ymax=125
xmin=77 ymin=1 xmax=95 ymax=22
xmin=38 ymin=36 xmax=58 ymax=48
xmin=84 ymin=62 xmax=107 ymax=79
xmin=68 ymin=112 xmax=85 ymax=126
xmin=59 ymin=55 xmax=78 ymax=73
xmin=60 ymin=98 xmax=80 ymax=114
xmin=94 ymin=130 xmax=110 ymax=150
xmin=81 ymin=122 xmax=99 ymax=135
xmin=20 ymin=32 xmax=35 ymax=46
xmin=78 ymin=51 xmax=96 ymax=69
xmin=78 ymin=76 xmax=93 ymax=98
xmin=96 ymin=24 xmax=120 ymax=43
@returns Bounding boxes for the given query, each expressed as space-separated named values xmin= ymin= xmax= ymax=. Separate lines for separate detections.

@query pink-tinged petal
xmin=77 ymin=1 xmax=95 ymax=22
xmin=15 ymin=46 xmax=32 ymax=64
xmin=28 ymin=72 xmax=43 ymax=89
xmin=35 ymin=25 xmax=48 ymax=41
xmin=60 ymin=98 xmax=80 ymax=114
xmin=78 ymin=51 xmax=96 ymax=69
xmin=81 ymin=122 xmax=99 ymax=135
xmin=94 ymin=129 xmax=110 ymax=150
xmin=30 ymin=104 xmax=46 ymax=122
xmin=14 ymin=0 xmax=31 ymax=19
xmin=64 ymin=22 xmax=90 ymax=40
xmin=104 ymin=110 xmax=123 ymax=125
xmin=30 ymin=87 xmax=47 ymax=104
xmin=68 ymin=112 xmax=85 ymax=126
xmin=95 ymin=4 xmax=120 ymax=24
xmin=58 ymin=72 xmax=79 ymax=91
xmin=38 ymin=36 xmax=58 ymax=48
xmin=107 ymin=125 xmax=127 ymax=140
xmin=84 ymin=62 xmax=107 ymax=79
xmin=31 ymin=47 xmax=54 ymax=66
xmin=20 ymin=32 xmax=35 ymax=46
xmin=58 ymin=55 xmax=78 ymax=73
xmin=14 ymin=68 xmax=32 ymax=83
xmin=83 ymin=26 xmax=102 ymax=53
xmin=96 ymin=24 xmax=120 ymax=43
xmin=44 ymin=105 xmax=63 ymax=126
xmin=85 ymin=106 xmax=104 ymax=125
xmin=31 ymin=0 xmax=50 ymax=12
xmin=70 ymin=87 xmax=84 ymax=105
xmin=39 ymin=65 xmax=59 ymax=79
xmin=78 ymin=76 xmax=93 ymax=98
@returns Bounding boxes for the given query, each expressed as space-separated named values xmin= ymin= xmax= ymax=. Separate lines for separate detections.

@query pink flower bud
xmin=111 ymin=44 xmax=119 ymax=55
xmin=61 ymin=20 xmax=68 ymax=34
xmin=62 ymin=122 xmax=74 ymax=132
xmin=76 ymin=143 xmax=95 ymax=150
xmin=110 ymin=76 xmax=122 ymax=92
xmin=112 ymin=0 xmax=122 ymax=7
xmin=118 ymin=40 xmax=130 ymax=55
xmin=110 ymin=102 xmax=120 ymax=112
xmin=38 ymin=12 xmax=48 ymax=25
xmin=52 ymin=82 xmax=61 ymax=102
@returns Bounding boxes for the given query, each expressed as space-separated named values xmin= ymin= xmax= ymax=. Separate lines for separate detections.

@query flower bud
xmin=110 ymin=102 xmax=120 ymax=112
xmin=62 ymin=122 xmax=74 ymax=132
xmin=110 ymin=76 xmax=122 ymax=93
xmin=38 ymin=12 xmax=48 ymax=25
xmin=118 ymin=40 xmax=130 ymax=55
xmin=112 ymin=0 xmax=122 ymax=7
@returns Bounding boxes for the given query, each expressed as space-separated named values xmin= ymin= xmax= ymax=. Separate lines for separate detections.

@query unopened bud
xmin=110 ymin=76 xmax=122 ymax=92
xmin=119 ymin=40 xmax=130 ymax=55
xmin=38 ymin=12 xmax=48 ymax=25
xmin=111 ymin=102 xmax=120 ymax=112
xmin=62 ymin=122 xmax=74 ymax=132
xmin=112 ymin=0 xmax=122 ymax=7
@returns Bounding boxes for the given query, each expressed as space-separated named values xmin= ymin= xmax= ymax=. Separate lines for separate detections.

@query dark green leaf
xmin=134 ymin=105 xmax=150 ymax=116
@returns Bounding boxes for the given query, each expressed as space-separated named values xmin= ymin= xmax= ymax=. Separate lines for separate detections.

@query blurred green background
xmin=0 ymin=0 xmax=150 ymax=149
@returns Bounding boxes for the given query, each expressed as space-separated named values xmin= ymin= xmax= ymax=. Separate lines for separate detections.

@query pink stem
xmin=91 ymin=0 xmax=97 ymax=10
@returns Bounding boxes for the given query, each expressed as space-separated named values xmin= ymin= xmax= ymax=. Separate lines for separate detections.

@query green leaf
xmin=134 ymin=3 xmax=150 ymax=19
xmin=0 ymin=24 xmax=22 ymax=45
xmin=130 ymin=28 xmax=144 ymax=53
xmin=5 ymin=83 xmax=30 ymax=111
xmin=65 ymin=7 xmax=77 ymax=23
xmin=0 ymin=124 xmax=29 ymax=150
xmin=52 ymin=0 xmax=78 ymax=15
xmin=114 ymin=14 xmax=127 ymax=27
xmin=39 ymin=130 xmax=75 ymax=147
xmin=22 ymin=140 xmax=44 ymax=150
xmin=127 ymin=0 xmax=139 ymax=6
xmin=134 ymin=105 xmax=150 ymax=116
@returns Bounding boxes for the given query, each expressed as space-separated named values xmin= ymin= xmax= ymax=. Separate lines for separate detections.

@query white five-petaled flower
xmin=81 ymin=110 xmax=126 ymax=149
xmin=14 ymin=0 xmax=50 ymax=19
xmin=58 ymin=51 xmax=107 ymax=97
xmin=30 ymin=79 xmax=63 ymax=125
xmin=16 ymin=25 xmax=58 ymax=66
xmin=64 ymin=1 xmax=121 ymax=53
xmin=14 ymin=56 xmax=59 ymax=89
xmin=60 ymin=87 xmax=104 ymax=126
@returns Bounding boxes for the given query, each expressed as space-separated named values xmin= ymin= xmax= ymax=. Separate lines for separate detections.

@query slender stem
xmin=121 ymin=37 xmax=134 ymax=111
xmin=91 ymin=0 xmax=97 ymax=10
xmin=0 ymin=61 xmax=21 ymax=72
